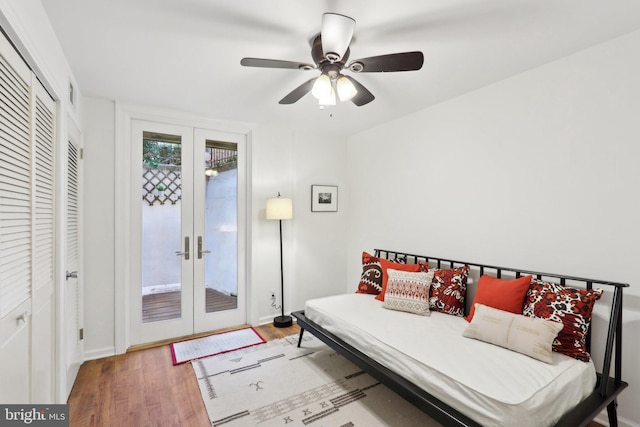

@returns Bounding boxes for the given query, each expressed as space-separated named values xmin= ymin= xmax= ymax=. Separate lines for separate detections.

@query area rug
xmin=171 ymin=327 xmax=265 ymax=365
xmin=192 ymin=333 xmax=440 ymax=426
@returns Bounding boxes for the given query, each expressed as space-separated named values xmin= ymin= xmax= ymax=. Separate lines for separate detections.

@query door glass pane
xmin=204 ymin=141 xmax=238 ymax=313
xmin=141 ymin=132 xmax=182 ymax=322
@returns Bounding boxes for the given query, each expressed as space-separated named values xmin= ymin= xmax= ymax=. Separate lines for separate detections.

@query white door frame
xmin=114 ymin=103 xmax=252 ymax=353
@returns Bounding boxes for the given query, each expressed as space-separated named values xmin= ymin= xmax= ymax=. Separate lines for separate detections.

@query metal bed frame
xmin=292 ymin=249 xmax=629 ymax=427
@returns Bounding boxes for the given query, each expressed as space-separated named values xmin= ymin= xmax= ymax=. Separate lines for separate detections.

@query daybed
xmin=292 ymin=249 xmax=628 ymax=427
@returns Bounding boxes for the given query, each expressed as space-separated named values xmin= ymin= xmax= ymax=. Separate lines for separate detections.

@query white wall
xmin=347 ymin=29 xmax=640 ymax=427
xmin=248 ymin=125 xmax=295 ymax=324
xmin=291 ymin=131 xmax=349 ymax=309
xmin=82 ymin=97 xmax=116 ymax=358
xmin=249 ymin=126 xmax=349 ymax=324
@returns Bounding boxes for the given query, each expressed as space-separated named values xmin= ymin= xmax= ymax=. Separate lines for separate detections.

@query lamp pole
xmin=273 ymin=218 xmax=292 ymax=327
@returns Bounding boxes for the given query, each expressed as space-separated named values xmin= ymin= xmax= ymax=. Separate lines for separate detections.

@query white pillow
xmin=383 ymin=269 xmax=434 ymax=316
xmin=463 ymin=303 xmax=563 ymax=364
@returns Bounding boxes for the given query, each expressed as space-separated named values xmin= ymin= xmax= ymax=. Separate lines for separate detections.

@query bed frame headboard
xmin=374 ymin=249 xmax=629 ymax=399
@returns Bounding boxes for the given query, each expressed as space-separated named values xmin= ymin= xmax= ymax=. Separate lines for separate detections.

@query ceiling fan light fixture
xmin=336 ymin=76 xmax=357 ymax=101
xmin=311 ymin=74 xmax=332 ymax=99
xmin=318 ymin=85 xmax=337 ymax=106
xmin=242 ymin=12 xmax=423 ymax=108
xmin=321 ymin=13 xmax=356 ymax=63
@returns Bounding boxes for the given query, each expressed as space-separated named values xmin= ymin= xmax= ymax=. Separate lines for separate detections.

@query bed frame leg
xmin=607 ymin=399 xmax=618 ymax=427
xmin=297 ymin=328 xmax=305 ymax=347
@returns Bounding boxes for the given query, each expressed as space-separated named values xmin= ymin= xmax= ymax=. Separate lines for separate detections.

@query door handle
xmin=66 ymin=271 xmax=78 ymax=280
xmin=197 ymin=236 xmax=211 ymax=259
xmin=175 ymin=236 xmax=190 ymax=260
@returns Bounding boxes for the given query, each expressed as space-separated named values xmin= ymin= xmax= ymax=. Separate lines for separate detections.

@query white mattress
xmin=305 ymin=294 xmax=596 ymax=427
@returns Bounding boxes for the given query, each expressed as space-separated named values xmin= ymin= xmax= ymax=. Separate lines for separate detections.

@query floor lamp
xmin=266 ymin=193 xmax=293 ymax=328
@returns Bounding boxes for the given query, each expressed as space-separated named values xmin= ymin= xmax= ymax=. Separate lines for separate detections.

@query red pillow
xmin=465 ymin=275 xmax=532 ymax=322
xmin=374 ymin=258 xmax=421 ymax=301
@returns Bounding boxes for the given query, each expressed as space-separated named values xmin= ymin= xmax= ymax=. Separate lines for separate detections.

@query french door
xmin=130 ymin=120 xmax=246 ymax=345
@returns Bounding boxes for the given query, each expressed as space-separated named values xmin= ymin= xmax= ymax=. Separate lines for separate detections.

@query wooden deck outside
xmin=142 ymin=289 xmax=237 ymax=323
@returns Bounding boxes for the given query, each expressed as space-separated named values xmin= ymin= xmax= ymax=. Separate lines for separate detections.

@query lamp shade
xmin=311 ymin=74 xmax=332 ymax=100
xmin=336 ymin=75 xmax=357 ymax=101
xmin=321 ymin=13 xmax=356 ymax=62
xmin=266 ymin=196 xmax=293 ymax=220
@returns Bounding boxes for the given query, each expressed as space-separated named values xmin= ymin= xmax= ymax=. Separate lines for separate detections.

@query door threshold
xmin=127 ymin=324 xmax=251 ymax=352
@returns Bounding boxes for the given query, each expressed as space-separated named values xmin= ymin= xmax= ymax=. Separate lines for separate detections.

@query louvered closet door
xmin=1 ymin=31 xmax=57 ymax=403
xmin=31 ymin=79 xmax=56 ymax=403
xmin=0 ymin=30 xmax=33 ymax=404
xmin=65 ymin=139 xmax=82 ymax=391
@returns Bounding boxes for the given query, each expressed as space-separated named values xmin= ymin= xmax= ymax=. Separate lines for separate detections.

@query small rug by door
xmin=170 ymin=327 xmax=265 ymax=365
xmin=192 ymin=333 xmax=440 ymax=426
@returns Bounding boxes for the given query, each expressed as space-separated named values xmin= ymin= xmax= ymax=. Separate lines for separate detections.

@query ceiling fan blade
xmin=348 ymin=51 xmax=424 ymax=72
xmin=241 ymin=58 xmax=315 ymax=70
xmin=321 ymin=13 xmax=355 ymax=62
xmin=279 ymin=78 xmax=317 ymax=104
xmin=343 ymin=76 xmax=375 ymax=106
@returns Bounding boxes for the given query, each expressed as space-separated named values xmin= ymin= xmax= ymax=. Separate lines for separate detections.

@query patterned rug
xmin=192 ymin=333 xmax=441 ymax=426
xmin=171 ymin=327 xmax=265 ymax=365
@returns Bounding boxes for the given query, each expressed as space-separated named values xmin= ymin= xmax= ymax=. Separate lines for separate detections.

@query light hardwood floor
xmin=67 ymin=323 xmax=604 ymax=427
xmin=67 ymin=323 xmax=299 ymax=427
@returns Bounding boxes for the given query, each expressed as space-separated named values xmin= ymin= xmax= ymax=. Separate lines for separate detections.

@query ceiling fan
xmin=240 ymin=13 xmax=424 ymax=107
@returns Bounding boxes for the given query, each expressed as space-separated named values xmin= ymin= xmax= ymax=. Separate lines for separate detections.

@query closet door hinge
xmin=79 ymin=328 xmax=84 ymax=340
xmin=79 ymin=148 xmax=84 ymax=159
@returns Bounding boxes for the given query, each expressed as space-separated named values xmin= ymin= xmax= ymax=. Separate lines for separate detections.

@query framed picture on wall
xmin=311 ymin=185 xmax=338 ymax=212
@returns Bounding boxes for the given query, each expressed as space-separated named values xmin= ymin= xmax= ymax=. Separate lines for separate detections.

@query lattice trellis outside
xmin=143 ymin=165 xmax=181 ymax=206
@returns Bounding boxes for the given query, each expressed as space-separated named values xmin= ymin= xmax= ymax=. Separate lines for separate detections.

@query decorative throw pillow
xmin=374 ymin=258 xmax=422 ymax=301
xmin=465 ymin=274 xmax=533 ymax=322
xmin=356 ymin=252 xmax=406 ymax=294
xmin=522 ymin=279 xmax=603 ymax=362
xmin=383 ymin=269 xmax=435 ymax=315
xmin=463 ymin=304 xmax=563 ymax=364
xmin=420 ymin=264 xmax=470 ymax=317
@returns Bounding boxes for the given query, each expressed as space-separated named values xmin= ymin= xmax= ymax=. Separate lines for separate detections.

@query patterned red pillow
xmin=356 ymin=252 xmax=406 ymax=295
xmin=522 ymin=279 xmax=603 ymax=362
xmin=421 ymin=264 xmax=470 ymax=317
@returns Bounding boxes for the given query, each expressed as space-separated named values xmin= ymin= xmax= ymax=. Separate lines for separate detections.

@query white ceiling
xmin=41 ymin=0 xmax=640 ymax=136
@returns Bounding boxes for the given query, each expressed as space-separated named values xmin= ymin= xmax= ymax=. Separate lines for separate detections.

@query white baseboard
xmin=594 ymin=409 xmax=640 ymax=427
xmin=616 ymin=415 xmax=640 ymax=427
xmin=256 ymin=314 xmax=297 ymax=327
xmin=83 ymin=346 xmax=116 ymax=361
